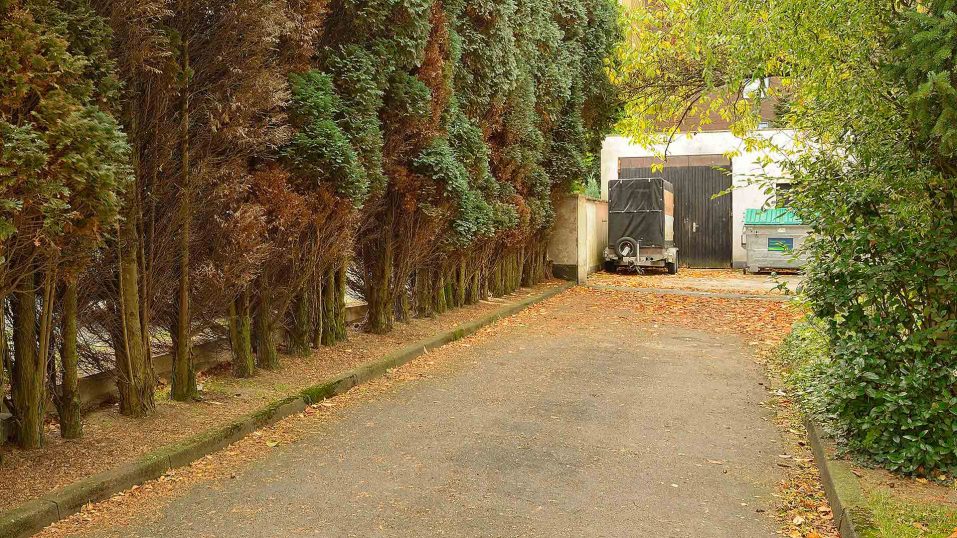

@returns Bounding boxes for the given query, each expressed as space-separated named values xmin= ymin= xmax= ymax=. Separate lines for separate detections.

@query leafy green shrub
xmin=789 ymin=145 xmax=957 ymax=474
xmin=781 ymin=311 xmax=957 ymax=475
xmin=788 ymin=0 xmax=957 ymax=474
xmin=777 ymin=318 xmax=834 ymax=427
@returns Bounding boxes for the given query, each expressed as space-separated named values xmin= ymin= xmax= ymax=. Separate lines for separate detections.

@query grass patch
xmin=862 ymin=488 xmax=957 ymax=538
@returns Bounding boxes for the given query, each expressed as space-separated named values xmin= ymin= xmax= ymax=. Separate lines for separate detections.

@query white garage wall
xmin=600 ymin=130 xmax=796 ymax=267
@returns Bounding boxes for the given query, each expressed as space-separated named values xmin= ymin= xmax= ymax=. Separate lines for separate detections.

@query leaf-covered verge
xmin=753 ymin=315 xmax=836 ymax=538
xmin=615 ymin=0 xmax=957 ymax=475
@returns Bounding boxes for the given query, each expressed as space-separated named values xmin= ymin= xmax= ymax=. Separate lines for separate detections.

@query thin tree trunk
xmin=511 ymin=254 xmax=516 ymax=292
xmin=455 ymin=259 xmax=466 ymax=307
xmin=287 ymin=291 xmax=311 ymax=357
xmin=365 ymin=224 xmax=393 ymax=334
xmin=515 ymin=248 xmax=525 ymax=290
xmin=334 ymin=262 xmax=347 ymax=341
xmin=466 ymin=267 xmax=480 ymax=305
xmin=320 ymin=268 xmax=337 ymax=346
xmin=394 ymin=273 xmax=411 ymax=323
xmin=522 ymin=244 xmax=535 ymax=287
xmin=395 ymin=292 xmax=410 ymax=323
xmin=57 ymin=282 xmax=82 ymax=439
xmin=116 ymin=223 xmax=155 ymax=418
xmin=508 ymin=253 xmax=515 ymax=292
xmin=476 ymin=266 xmax=484 ymax=302
xmin=491 ymin=258 xmax=503 ymax=297
xmin=541 ymin=245 xmax=549 ymax=280
xmin=169 ymin=295 xmax=196 ymax=401
xmin=434 ymin=272 xmax=447 ymax=314
xmin=230 ymin=291 xmax=254 ymax=378
xmin=312 ymin=275 xmax=324 ymax=349
xmin=444 ymin=270 xmax=454 ymax=307
xmin=510 ymin=251 xmax=518 ymax=292
xmin=112 ymin=87 xmax=155 ymax=418
xmin=499 ymin=253 xmax=512 ymax=296
xmin=171 ymin=25 xmax=195 ymax=401
xmin=11 ymin=273 xmax=43 ymax=448
xmin=413 ymin=269 xmax=429 ymax=318
xmin=255 ymin=279 xmax=279 ymax=369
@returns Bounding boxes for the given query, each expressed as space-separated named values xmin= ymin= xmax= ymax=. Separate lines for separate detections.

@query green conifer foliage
xmin=1 ymin=0 xmax=130 ymax=446
xmin=285 ymin=71 xmax=367 ymax=206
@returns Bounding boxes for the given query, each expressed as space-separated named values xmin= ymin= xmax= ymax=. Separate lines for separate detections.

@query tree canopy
xmin=616 ymin=0 xmax=957 ymax=474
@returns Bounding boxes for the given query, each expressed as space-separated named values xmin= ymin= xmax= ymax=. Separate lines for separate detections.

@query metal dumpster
xmin=742 ymin=208 xmax=810 ymax=273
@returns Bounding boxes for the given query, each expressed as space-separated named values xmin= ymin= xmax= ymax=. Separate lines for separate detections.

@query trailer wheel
xmin=615 ymin=237 xmax=638 ymax=258
xmin=666 ymin=253 xmax=678 ymax=275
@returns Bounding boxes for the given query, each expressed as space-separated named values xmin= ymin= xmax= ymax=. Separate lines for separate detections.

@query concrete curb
xmin=0 ymin=283 xmax=572 ymax=538
xmin=803 ymin=416 xmax=872 ymax=538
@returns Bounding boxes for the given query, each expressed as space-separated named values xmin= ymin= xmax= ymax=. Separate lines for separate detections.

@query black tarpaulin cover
xmin=609 ymin=177 xmax=663 ymax=212
xmin=608 ymin=178 xmax=670 ymax=249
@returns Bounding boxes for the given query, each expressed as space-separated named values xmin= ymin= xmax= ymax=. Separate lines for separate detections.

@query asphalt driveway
xmin=80 ymin=287 xmax=787 ymax=538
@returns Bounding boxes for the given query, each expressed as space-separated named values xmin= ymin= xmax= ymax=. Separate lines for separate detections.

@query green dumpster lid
xmin=744 ymin=208 xmax=803 ymax=226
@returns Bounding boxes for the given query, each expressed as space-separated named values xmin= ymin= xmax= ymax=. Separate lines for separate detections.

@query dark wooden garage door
xmin=619 ymin=166 xmax=732 ymax=268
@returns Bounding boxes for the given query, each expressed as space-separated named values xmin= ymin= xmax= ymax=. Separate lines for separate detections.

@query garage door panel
xmin=619 ymin=166 xmax=732 ymax=268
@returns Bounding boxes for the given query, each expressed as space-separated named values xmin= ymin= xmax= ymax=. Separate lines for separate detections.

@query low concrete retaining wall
xmin=0 ymin=284 xmax=570 ymax=538
xmin=76 ymin=303 xmax=369 ymax=410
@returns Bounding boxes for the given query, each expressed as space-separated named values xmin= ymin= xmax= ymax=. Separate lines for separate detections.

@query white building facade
xmin=600 ymin=130 xmax=796 ymax=268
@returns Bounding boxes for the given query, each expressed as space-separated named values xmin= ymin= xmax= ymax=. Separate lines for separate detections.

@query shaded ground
xmin=0 ymin=283 xmax=556 ymax=510
xmin=36 ymin=285 xmax=832 ymax=538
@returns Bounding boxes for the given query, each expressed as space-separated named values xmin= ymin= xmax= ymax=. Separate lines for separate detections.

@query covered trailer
xmin=605 ymin=177 xmax=679 ymax=273
xmin=742 ymin=208 xmax=810 ymax=273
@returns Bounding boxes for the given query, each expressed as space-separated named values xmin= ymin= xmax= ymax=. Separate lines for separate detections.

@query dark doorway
xmin=619 ymin=166 xmax=732 ymax=268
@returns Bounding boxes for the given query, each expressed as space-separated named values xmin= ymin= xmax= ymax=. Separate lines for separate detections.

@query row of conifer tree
xmin=0 ymin=0 xmax=621 ymax=448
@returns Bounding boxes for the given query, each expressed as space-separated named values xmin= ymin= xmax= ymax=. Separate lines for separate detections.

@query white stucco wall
xmin=600 ymin=130 xmax=795 ymax=266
